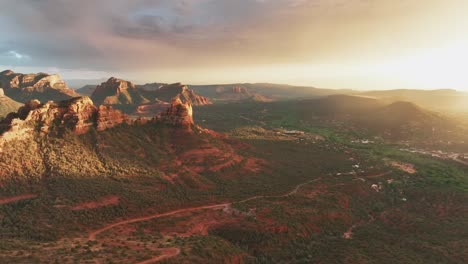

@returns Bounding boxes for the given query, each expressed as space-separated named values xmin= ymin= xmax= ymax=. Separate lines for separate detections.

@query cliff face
xmin=157 ymin=98 xmax=194 ymax=129
xmin=0 ymin=79 xmax=203 ymax=148
xmin=1 ymin=97 xmax=97 ymax=136
xmin=96 ymin=105 xmax=130 ymax=131
xmin=91 ymin=77 xmax=149 ymax=105
xmin=0 ymin=70 xmax=78 ymax=102
xmin=0 ymin=97 xmax=130 ymax=147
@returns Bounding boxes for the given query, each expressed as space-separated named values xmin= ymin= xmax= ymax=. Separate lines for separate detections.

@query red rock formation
xmin=0 ymin=70 xmax=78 ymax=102
xmin=0 ymin=97 xmax=130 ymax=146
xmin=158 ymin=98 xmax=194 ymax=129
xmin=96 ymin=105 xmax=130 ymax=131
xmin=143 ymin=83 xmax=212 ymax=106
xmin=91 ymin=77 xmax=149 ymax=105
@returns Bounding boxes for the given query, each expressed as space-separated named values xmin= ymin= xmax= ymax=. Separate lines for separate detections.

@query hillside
xmin=0 ymin=88 xmax=22 ymax=118
xmin=360 ymin=89 xmax=468 ymax=112
xmin=1 ymin=90 xmax=467 ymax=263
xmin=301 ymin=94 xmax=385 ymax=116
xmin=293 ymin=95 xmax=455 ymax=140
xmin=0 ymin=70 xmax=79 ymax=103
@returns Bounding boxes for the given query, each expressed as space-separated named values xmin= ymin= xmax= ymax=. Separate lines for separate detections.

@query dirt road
xmin=89 ymin=177 xmax=322 ymax=240
xmin=0 ymin=194 xmax=37 ymax=205
xmin=88 ymin=177 xmax=322 ymax=263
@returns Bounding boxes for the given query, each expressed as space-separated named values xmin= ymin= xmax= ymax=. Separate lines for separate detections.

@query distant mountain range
xmin=294 ymin=95 xmax=455 ymax=140
xmin=76 ymin=80 xmax=468 ymax=112
xmin=1 ymin=69 xmax=467 ymax=120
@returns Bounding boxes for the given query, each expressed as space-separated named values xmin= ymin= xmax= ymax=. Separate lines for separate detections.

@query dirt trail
xmin=89 ymin=177 xmax=322 ymax=241
xmin=89 ymin=203 xmax=229 ymax=240
xmin=366 ymin=171 xmax=392 ymax=178
xmin=136 ymin=248 xmax=181 ymax=264
xmin=0 ymin=194 xmax=37 ymax=205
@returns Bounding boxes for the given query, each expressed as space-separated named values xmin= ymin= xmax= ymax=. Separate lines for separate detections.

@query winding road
xmin=88 ymin=177 xmax=322 ymax=263
xmin=89 ymin=177 xmax=322 ymax=240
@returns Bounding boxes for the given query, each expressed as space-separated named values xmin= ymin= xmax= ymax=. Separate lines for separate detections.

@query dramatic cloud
xmin=0 ymin=0 xmax=467 ymax=89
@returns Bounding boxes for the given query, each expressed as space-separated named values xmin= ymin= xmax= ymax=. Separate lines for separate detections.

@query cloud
xmin=0 ymin=0 xmax=326 ymax=71
xmin=6 ymin=50 xmax=30 ymax=60
xmin=0 ymin=0 xmax=458 ymax=88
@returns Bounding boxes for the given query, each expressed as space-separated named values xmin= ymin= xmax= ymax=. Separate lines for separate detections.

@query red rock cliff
xmin=158 ymin=98 xmax=194 ymax=129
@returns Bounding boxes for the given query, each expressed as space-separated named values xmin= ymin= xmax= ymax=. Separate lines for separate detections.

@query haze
xmin=0 ymin=0 xmax=467 ymax=90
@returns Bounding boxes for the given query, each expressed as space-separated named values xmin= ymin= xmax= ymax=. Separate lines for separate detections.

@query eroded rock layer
xmin=0 ymin=70 xmax=78 ymax=102
xmin=91 ymin=77 xmax=149 ymax=105
xmin=157 ymin=98 xmax=194 ymax=129
xmin=0 ymin=97 xmax=129 ymax=146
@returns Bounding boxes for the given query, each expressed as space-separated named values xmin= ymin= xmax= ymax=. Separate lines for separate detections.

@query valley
xmin=2 ymin=2 xmax=468 ymax=263
xmin=0 ymin=71 xmax=467 ymax=263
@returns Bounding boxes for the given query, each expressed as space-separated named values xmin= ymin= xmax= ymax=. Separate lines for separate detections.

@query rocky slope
xmin=91 ymin=77 xmax=150 ymax=106
xmin=0 ymin=70 xmax=79 ymax=102
xmin=0 ymin=88 xmax=22 ymax=117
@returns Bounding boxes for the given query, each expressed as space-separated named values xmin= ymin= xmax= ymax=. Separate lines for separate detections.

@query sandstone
xmin=139 ymin=82 xmax=212 ymax=106
xmin=157 ymin=83 xmax=212 ymax=106
xmin=96 ymin=105 xmax=130 ymax=131
xmin=0 ymin=96 xmax=130 ymax=146
xmin=0 ymin=70 xmax=78 ymax=102
xmin=158 ymin=98 xmax=194 ymax=129
xmin=91 ymin=77 xmax=149 ymax=105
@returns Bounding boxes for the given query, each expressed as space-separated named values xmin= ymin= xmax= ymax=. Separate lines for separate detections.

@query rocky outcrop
xmin=96 ymin=105 xmax=130 ymax=131
xmin=160 ymin=83 xmax=212 ymax=106
xmin=0 ymin=70 xmax=78 ymax=102
xmin=1 ymin=80 xmax=202 ymax=147
xmin=140 ymin=82 xmax=212 ymax=106
xmin=157 ymin=98 xmax=194 ymax=129
xmin=0 ymin=97 xmax=130 ymax=146
xmin=1 ymin=97 xmax=97 ymax=135
xmin=91 ymin=77 xmax=149 ymax=105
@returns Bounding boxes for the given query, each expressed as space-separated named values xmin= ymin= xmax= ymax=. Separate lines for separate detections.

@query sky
xmin=0 ymin=0 xmax=467 ymax=90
